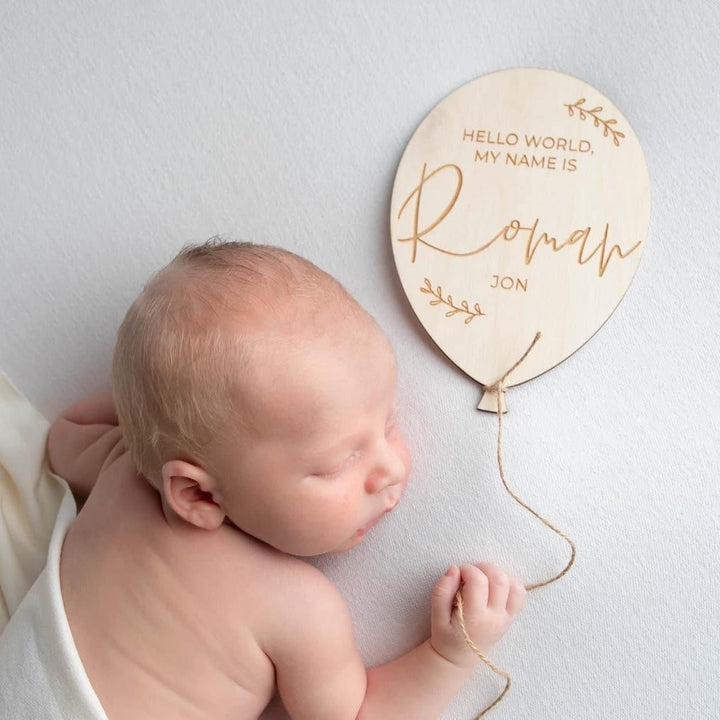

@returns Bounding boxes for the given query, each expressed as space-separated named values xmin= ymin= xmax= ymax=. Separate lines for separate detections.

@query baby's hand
xmin=430 ymin=563 xmax=525 ymax=668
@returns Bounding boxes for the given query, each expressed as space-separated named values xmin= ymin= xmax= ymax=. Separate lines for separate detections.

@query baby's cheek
xmin=321 ymin=488 xmax=356 ymax=531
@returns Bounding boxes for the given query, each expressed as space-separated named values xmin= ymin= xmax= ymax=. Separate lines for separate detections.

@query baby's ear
xmin=161 ymin=460 xmax=225 ymax=530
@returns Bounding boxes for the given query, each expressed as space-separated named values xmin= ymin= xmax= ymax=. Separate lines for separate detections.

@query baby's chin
xmin=286 ymin=535 xmax=366 ymax=557
xmin=312 ymin=513 xmax=394 ymax=555
xmin=327 ymin=535 xmax=365 ymax=554
xmin=325 ymin=524 xmax=379 ymax=554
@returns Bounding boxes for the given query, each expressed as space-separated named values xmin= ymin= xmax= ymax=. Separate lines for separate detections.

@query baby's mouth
xmin=357 ymin=501 xmax=399 ymax=536
xmin=357 ymin=515 xmax=382 ymax=536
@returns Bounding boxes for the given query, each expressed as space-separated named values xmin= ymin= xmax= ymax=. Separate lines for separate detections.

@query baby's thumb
xmin=432 ymin=565 xmax=461 ymax=628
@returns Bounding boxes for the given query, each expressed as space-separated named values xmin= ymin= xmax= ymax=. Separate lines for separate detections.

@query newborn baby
xmin=4 ymin=240 xmax=525 ymax=719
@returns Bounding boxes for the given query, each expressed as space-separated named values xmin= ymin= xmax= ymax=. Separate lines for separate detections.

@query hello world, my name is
xmin=463 ymin=128 xmax=593 ymax=172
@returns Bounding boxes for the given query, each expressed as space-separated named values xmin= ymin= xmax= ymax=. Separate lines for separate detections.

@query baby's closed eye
xmin=313 ymin=452 xmax=359 ymax=479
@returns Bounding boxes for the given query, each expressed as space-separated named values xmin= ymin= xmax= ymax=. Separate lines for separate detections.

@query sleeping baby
xmin=0 ymin=240 xmax=525 ymax=719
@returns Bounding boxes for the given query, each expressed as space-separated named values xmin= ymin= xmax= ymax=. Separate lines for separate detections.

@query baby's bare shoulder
xmin=206 ymin=530 xmax=350 ymax=649
xmin=212 ymin=526 xmax=336 ymax=606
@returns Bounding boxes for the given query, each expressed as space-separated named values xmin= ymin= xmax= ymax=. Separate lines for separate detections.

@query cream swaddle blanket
xmin=0 ymin=371 xmax=67 ymax=627
xmin=0 ymin=371 xmax=107 ymax=718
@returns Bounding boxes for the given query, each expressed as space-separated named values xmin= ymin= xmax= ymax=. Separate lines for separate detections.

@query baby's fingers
xmin=476 ymin=562 xmax=526 ymax=614
xmin=459 ymin=564 xmax=489 ymax=612
xmin=507 ymin=578 xmax=526 ymax=615
xmin=432 ymin=566 xmax=462 ymax=627
xmin=476 ymin=563 xmax=511 ymax=611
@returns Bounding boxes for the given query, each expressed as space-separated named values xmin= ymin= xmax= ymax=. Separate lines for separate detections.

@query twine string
xmin=454 ymin=590 xmax=511 ymax=719
xmin=454 ymin=331 xmax=577 ymax=719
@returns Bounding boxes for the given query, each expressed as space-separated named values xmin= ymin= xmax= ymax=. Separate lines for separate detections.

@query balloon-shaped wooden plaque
xmin=390 ymin=68 xmax=650 ymax=411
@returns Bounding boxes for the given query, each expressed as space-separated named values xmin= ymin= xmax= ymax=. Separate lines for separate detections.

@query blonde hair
xmin=112 ymin=238 xmax=355 ymax=483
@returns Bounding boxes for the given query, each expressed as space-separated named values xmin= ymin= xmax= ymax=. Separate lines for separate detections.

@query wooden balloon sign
xmin=390 ymin=68 xmax=650 ymax=717
xmin=390 ymin=67 xmax=650 ymax=411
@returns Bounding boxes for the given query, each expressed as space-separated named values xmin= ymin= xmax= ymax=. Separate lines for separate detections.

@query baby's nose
xmin=365 ymin=446 xmax=407 ymax=494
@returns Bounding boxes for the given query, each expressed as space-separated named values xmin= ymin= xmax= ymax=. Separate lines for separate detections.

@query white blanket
xmin=0 ymin=370 xmax=67 ymax=630
xmin=0 ymin=490 xmax=107 ymax=719
xmin=0 ymin=371 xmax=107 ymax=718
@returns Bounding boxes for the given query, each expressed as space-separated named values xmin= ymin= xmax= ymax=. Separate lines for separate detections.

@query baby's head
xmin=112 ymin=239 xmax=410 ymax=555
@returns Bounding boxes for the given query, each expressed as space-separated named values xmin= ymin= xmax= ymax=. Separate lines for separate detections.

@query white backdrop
xmin=1 ymin=2 xmax=719 ymax=718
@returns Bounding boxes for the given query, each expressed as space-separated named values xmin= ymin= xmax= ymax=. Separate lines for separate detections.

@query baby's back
xmin=61 ymin=450 xmax=284 ymax=719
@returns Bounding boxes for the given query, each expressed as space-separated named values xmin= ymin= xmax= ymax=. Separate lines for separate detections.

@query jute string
xmin=454 ymin=331 xmax=577 ymax=719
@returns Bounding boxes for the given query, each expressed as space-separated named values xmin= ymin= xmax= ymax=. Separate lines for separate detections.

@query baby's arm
xmin=266 ymin=561 xmax=524 ymax=720
xmin=46 ymin=391 xmax=123 ymax=499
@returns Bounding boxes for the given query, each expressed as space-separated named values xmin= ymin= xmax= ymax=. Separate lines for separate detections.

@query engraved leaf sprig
xmin=564 ymin=98 xmax=625 ymax=146
xmin=420 ymin=277 xmax=485 ymax=324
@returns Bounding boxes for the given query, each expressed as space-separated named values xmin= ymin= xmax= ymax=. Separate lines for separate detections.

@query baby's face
xmin=211 ymin=317 xmax=410 ymax=556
